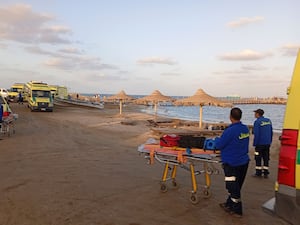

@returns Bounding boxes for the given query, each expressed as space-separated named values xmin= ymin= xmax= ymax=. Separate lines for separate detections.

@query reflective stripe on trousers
xmin=225 ymin=176 xmax=236 ymax=181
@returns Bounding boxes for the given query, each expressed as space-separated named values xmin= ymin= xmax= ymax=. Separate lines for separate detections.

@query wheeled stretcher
xmin=138 ymin=140 xmax=221 ymax=204
xmin=0 ymin=114 xmax=17 ymax=137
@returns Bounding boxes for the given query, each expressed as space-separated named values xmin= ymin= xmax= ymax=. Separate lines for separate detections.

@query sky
xmin=0 ymin=0 xmax=300 ymax=97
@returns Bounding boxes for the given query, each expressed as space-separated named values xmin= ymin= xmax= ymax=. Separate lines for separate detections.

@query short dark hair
xmin=230 ymin=107 xmax=242 ymax=120
xmin=254 ymin=109 xmax=264 ymax=116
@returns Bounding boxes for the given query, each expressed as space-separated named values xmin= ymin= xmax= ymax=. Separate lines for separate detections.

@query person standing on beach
xmin=18 ymin=92 xmax=23 ymax=104
xmin=215 ymin=107 xmax=250 ymax=218
xmin=252 ymin=109 xmax=273 ymax=178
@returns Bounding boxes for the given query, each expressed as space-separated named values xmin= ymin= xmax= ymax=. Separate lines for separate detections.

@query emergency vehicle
xmin=263 ymin=50 xmax=300 ymax=225
xmin=8 ymin=83 xmax=25 ymax=101
xmin=49 ymin=85 xmax=58 ymax=98
xmin=56 ymin=86 xmax=68 ymax=99
xmin=23 ymin=81 xmax=53 ymax=112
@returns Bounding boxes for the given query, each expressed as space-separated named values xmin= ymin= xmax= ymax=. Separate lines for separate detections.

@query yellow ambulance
xmin=263 ymin=50 xmax=300 ymax=224
xmin=24 ymin=81 xmax=53 ymax=112
xmin=8 ymin=83 xmax=25 ymax=101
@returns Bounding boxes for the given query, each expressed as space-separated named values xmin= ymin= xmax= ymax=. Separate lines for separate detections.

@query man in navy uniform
xmin=215 ymin=107 xmax=250 ymax=218
xmin=252 ymin=108 xmax=273 ymax=178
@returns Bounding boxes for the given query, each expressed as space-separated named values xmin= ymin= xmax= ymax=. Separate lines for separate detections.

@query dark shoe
xmin=252 ymin=174 xmax=262 ymax=178
xmin=230 ymin=211 xmax=243 ymax=218
xmin=263 ymin=174 xmax=269 ymax=179
xmin=219 ymin=203 xmax=231 ymax=213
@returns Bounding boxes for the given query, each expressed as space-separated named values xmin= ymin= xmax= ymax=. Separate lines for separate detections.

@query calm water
xmin=82 ymin=93 xmax=285 ymax=132
xmin=141 ymin=104 xmax=286 ymax=133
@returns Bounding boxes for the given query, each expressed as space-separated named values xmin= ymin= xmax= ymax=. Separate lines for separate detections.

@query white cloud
xmin=24 ymin=45 xmax=118 ymax=72
xmin=137 ymin=57 xmax=177 ymax=65
xmin=26 ymin=45 xmax=86 ymax=58
xmin=213 ymin=69 xmax=250 ymax=75
xmin=227 ymin=16 xmax=264 ymax=28
xmin=44 ymin=56 xmax=118 ymax=71
xmin=0 ymin=43 xmax=7 ymax=49
xmin=44 ymin=25 xmax=71 ymax=34
xmin=160 ymin=72 xmax=181 ymax=76
xmin=25 ymin=46 xmax=61 ymax=57
xmin=0 ymin=4 xmax=71 ymax=44
xmin=280 ymin=44 xmax=300 ymax=57
xmin=218 ymin=49 xmax=272 ymax=61
xmin=241 ymin=64 xmax=268 ymax=71
xmin=85 ymin=73 xmax=127 ymax=82
xmin=58 ymin=47 xmax=84 ymax=54
xmin=44 ymin=58 xmax=73 ymax=70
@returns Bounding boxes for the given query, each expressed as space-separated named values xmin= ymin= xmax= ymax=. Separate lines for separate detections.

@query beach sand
xmin=0 ymin=103 xmax=289 ymax=225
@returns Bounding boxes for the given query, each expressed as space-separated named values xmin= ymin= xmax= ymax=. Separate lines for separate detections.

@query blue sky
xmin=0 ymin=1 xmax=299 ymax=97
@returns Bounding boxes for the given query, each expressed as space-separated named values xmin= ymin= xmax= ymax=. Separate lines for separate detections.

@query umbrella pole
xmin=154 ymin=102 xmax=158 ymax=121
xmin=199 ymin=105 xmax=203 ymax=128
xmin=119 ymin=100 xmax=123 ymax=114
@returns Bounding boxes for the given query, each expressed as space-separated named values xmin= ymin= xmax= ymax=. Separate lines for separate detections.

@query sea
xmin=83 ymin=93 xmax=286 ymax=133
xmin=140 ymin=104 xmax=285 ymax=133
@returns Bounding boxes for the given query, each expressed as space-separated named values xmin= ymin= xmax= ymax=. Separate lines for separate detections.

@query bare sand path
xmin=0 ymin=103 xmax=289 ymax=225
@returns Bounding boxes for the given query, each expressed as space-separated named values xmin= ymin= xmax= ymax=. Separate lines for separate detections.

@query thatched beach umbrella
xmin=135 ymin=90 xmax=174 ymax=114
xmin=174 ymin=88 xmax=232 ymax=128
xmin=106 ymin=90 xmax=134 ymax=114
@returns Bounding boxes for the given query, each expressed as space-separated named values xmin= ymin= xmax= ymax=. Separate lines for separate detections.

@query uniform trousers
xmin=254 ymin=145 xmax=270 ymax=176
xmin=223 ymin=162 xmax=249 ymax=215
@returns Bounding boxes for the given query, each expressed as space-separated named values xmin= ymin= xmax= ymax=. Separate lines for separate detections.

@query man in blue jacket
xmin=215 ymin=107 xmax=250 ymax=218
xmin=252 ymin=108 xmax=273 ymax=178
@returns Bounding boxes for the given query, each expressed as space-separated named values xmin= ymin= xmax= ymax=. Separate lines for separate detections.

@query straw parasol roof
xmin=135 ymin=90 xmax=174 ymax=114
xmin=106 ymin=90 xmax=134 ymax=102
xmin=106 ymin=90 xmax=134 ymax=114
xmin=174 ymin=88 xmax=232 ymax=128
xmin=135 ymin=90 xmax=173 ymax=103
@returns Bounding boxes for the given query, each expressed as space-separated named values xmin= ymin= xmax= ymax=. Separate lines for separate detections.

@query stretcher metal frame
xmin=138 ymin=143 xmax=221 ymax=204
xmin=0 ymin=114 xmax=16 ymax=137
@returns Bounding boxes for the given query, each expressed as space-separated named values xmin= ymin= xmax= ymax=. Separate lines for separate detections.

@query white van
xmin=0 ymin=88 xmax=9 ymax=98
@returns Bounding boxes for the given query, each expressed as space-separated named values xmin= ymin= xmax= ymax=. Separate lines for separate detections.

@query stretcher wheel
xmin=190 ymin=193 xmax=199 ymax=204
xmin=172 ymin=180 xmax=179 ymax=189
xmin=214 ymin=169 xmax=220 ymax=174
xmin=202 ymin=188 xmax=211 ymax=198
xmin=160 ymin=183 xmax=168 ymax=193
xmin=206 ymin=167 xmax=213 ymax=175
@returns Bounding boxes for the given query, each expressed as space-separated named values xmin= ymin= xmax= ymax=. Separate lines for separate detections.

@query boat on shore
xmin=54 ymin=98 xmax=104 ymax=109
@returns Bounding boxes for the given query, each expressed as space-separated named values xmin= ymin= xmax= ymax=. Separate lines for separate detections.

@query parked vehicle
xmin=23 ymin=81 xmax=53 ymax=112
xmin=263 ymin=50 xmax=300 ymax=224
xmin=49 ymin=85 xmax=68 ymax=99
xmin=49 ymin=85 xmax=58 ymax=98
xmin=56 ymin=86 xmax=68 ymax=99
xmin=8 ymin=83 xmax=25 ymax=101
xmin=0 ymin=88 xmax=9 ymax=99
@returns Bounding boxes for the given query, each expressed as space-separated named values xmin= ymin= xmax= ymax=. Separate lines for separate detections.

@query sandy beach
xmin=0 ymin=103 xmax=289 ymax=225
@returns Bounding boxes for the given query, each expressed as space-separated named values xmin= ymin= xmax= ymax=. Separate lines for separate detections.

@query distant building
xmin=218 ymin=95 xmax=241 ymax=101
